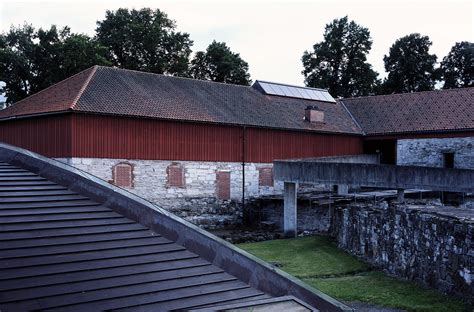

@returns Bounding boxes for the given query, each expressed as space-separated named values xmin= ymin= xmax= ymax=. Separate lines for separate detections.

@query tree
xmin=0 ymin=24 xmax=37 ymax=104
xmin=56 ymin=33 xmax=110 ymax=81
xmin=440 ymin=41 xmax=473 ymax=89
xmin=382 ymin=33 xmax=439 ymax=93
xmin=301 ymin=16 xmax=379 ymax=98
xmin=189 ymin=41 xmax=251 ymax=85
xmin=96 ymin=8 xmax=192 ymax=76
xmin=0 ymin=24 xmax=109 ymax=105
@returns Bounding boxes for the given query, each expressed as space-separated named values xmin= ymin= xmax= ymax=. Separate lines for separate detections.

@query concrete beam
xmin=294 ymin=154 xmax=380 ymax=164
xmin=284 ymin=182 xmax=298 ymax=238
xmin=274 ymin=157 xmax=474 ymax=193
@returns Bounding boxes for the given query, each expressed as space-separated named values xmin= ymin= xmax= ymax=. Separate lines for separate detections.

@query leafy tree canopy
xmin=96 ymin=8 xmax=192 ymax=76
xmin=440 ymin=41 xmax=473 ymax=89
xmin=0 ymin=24 xmax=36 ymax=104
xmin=0 ymin=24 xmax=109 ymax=105
xmin=382 ymin=33 xmax=439 ymax=93
xmin=190 ymin=41 xmax=251 ymax=85
xmin=301 ymin=16 xmax=379 ymax=98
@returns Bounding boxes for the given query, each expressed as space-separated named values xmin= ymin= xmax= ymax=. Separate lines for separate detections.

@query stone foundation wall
xmin=397 ymin=137 xmax=474 ymax=169
xmin=56 ymin=157 xmax=284 ymax=229
xmin=331 ymin=203 xmax=474 ymax=300
xmin=247 ymin=196 xmax=332 ymax=232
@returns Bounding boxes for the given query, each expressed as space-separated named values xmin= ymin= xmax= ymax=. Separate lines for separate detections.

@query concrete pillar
xmin=397 ymin=189 xmax=405 ymax=202
xmin=283 ymin=182 xmax=297 ymax=238
xmin=336 ymin=184 xmax=349 ymax=195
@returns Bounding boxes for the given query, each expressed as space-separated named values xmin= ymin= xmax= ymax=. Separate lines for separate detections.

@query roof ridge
xmin=94 ymin=65 xmax=253 ymax=89
xmin=339 ymin=101 xmax=365 ymax=135
xmin=71 ymin=65 xmax=98 ymax=110
xmin=341 ymin=87 xmax=473 ymax=102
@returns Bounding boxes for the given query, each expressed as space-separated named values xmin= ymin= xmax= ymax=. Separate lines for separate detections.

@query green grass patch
xmin=238 ymin=236 xmax=472 ymax=312
xmin=306 ymin=272 xmax=471 ymax=312
xmin=238 ymin=235 xmax=369 ymax=278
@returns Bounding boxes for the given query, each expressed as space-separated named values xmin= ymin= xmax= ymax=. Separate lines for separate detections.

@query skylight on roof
xmin=253 ymin=80 xmax=336 ymax=103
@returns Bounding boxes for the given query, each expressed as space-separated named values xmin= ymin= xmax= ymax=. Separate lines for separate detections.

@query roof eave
xmin=364 ymin=128 xmax=474 ymax=137
xmin=0 ymin=110 xmax=72 ymax=122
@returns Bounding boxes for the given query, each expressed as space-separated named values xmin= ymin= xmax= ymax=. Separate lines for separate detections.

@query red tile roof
xmin=0 ymin=66 xmax=361 ymax=135
xmin=1 ymin=65 xmax=471 ymax=136
xmin=340 ymin=88 xmax=474 ymax=135
xmin=0 ymin=67 xmax=96 ymax=117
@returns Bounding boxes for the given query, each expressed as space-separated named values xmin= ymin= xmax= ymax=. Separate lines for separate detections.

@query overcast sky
xmin=0 ymin=0 xmax=473 ymax=90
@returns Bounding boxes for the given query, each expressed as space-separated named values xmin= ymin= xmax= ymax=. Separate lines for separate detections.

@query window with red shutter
xmin=258 ymin=167 xmax=273 ymax=187
xmin=112 ymin=163 xmax=133 ymax=188
xmin=167 ymin=163 xmax=185 ymax=187
xmin=216 ymin=171 xmax=231 ymax=200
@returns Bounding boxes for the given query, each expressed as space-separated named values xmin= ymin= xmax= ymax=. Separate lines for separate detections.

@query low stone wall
xmin=331 ymin=203 xmax=474 ymax=300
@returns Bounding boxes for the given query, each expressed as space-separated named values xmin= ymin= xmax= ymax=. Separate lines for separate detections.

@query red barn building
xmin=0 ymin=66 xmax=362 ymax=227
xmin=0 ymin=65 xmax=472 ymax=227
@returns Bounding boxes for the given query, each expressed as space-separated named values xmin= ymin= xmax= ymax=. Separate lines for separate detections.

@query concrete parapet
xmin=274 ymin=158 xmax=474 ymax=193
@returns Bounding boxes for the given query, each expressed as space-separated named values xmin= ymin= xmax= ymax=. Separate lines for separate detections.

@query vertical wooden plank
xmin=0 ymin=114 xmax=72 ymax=157
xmin=0 ymin=113 xmax=365 ymax=162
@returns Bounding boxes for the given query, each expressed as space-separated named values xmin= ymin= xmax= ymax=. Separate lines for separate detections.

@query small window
xmin=167 ymin=163 xmax=185 ymax=187
xmin=443 ymin=152 xmax=454 ymax=169
xmin=113 ymin=163 xmax=133 ymax=188
xmin=258 ymin=167 xmax=273 ymax=187
xmin=216 ymin=170 xmax=231 ymax=200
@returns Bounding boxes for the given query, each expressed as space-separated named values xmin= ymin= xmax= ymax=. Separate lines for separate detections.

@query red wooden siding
xmin=71 ymin=114 xmax=242 ymax=161
xmin=0 ymin=114 xmax=72 ymax=157
xmin=0 ymin=113 xmax=364 ymax=162
xmin=72 ymin=114 xmax=363 ymax=163
xmin=245 ymin=127 xmax=363 ymax=162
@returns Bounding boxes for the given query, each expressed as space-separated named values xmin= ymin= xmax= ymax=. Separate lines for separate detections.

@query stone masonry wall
xmin=56 ymin=157 xmax=284 ymax=229
xmin=248 ymin=196 xmax=332 ymax=232
xmin=397 ymin=137 xmax=474 ymax=169
xmin=331 ymin=203 xmax=474 ymax=300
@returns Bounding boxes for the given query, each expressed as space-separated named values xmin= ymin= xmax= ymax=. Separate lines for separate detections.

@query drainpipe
xmin=242 ymin=126 xmax=247 ymax=225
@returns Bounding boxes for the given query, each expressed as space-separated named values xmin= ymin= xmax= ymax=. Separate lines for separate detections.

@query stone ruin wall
xmin=250 ymin=196 xmax=473 ymax=301
xmin=331 ymin=203 xmax=473 ymax=301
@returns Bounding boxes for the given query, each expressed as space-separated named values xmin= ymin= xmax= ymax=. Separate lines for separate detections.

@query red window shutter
xmin=167 ymin=164 xmax=184 ymax=187
xmin=216 ymin=171 xmax=231 ymax=200
xmin=258 ymin=167 xmax=273 ymax=187
xmin=113 ymin=163 xmax=133 ymax=187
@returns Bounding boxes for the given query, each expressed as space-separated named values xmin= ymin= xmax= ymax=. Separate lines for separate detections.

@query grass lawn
xmin=238 ymin=236 xmax=472 ymax=312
